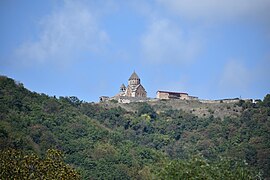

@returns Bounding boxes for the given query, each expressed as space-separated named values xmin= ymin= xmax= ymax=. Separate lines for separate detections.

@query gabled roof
xmin=135 ymin=84 xmax=146 ymax=92
xmin=129 ymin=71 xmax=140 ymax=80
xmin=126 ymin=84 xmax=147 ymax=93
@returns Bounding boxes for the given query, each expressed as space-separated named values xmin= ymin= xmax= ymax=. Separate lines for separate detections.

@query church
xmin=117 ymin=71 xmax=147 ymax=98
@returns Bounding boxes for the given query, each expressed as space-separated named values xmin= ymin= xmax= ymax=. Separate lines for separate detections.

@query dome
xmin=128 ymin=71 xmax=140 ymax=80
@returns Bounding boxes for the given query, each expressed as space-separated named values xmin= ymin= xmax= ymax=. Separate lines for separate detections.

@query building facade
xmin=118 ymin=72 xmax=147 ymax=98
xmin=156 ymin=90 xmax=198 ymax=100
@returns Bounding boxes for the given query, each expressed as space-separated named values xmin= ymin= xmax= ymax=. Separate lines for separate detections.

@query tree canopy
xmin=0 ymin=76 xmax=268 ymax=179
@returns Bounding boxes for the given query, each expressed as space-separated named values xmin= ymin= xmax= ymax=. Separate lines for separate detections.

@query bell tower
xmin=128 ymin=71 xmax=140 ymax=86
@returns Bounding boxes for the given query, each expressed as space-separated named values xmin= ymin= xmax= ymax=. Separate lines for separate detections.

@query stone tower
xmin=128 ymin=71 xmax=140 ymax=86
xmin=120 ymin=83 xmax=126 ymax=92
xmin=125 ymin=71 xmax=147 ymax=97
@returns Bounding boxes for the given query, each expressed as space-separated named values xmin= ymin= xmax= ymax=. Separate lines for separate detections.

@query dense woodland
xmin=0 ymin=75 xmax=269 ymax=179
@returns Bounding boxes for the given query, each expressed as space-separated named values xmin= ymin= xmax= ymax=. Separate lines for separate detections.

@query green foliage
xmin=157 ymin=156 xmax=260 ymax=180
xmin=263 ymin=94 xmax=270 ymax=107
xmin=137 ymin=102 xmax=157 ymax=119
xmin=109 ymin=99 xmax=118 ymax=103
xmin=0 ymin=148 xmax=80 ymax=179
xmin=0 ymin=75 xmax=269 ymax=179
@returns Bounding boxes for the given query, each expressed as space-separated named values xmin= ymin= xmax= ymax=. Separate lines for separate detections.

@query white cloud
xmin=218 ymin=58 xmax=270 ymax=99
xmin=219 ymin=60 xmax=251 ymax=92
xmin=141 ymin=18 xmax=201 ymax=64
xmin=157 ymin=0 xmax=270 ymax=23
xmin=16 ymin=0 xmax=109 ymax=65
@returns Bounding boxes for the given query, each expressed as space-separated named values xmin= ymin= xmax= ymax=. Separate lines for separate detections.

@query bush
xmin=0 ymin=149 xmax=80 ymax=179
xmin=157 ymin=156 xmax=259 ymax=180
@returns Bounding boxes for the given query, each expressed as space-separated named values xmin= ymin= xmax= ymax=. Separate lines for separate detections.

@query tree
xmin=137 ymin=103 xmax=157 ymax=119
xmin=0 ymin=149 xmax=80 ymax=179
xmin=157 ymin=156 xmax=259 ymax=180
xmin=263 ymin=94 xmax=270 ymax=107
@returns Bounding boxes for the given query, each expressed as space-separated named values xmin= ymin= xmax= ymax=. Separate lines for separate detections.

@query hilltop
xmin=99 ymin=98 xmax=242 ymax=119
xmin=0 ymin=75 xmax=269 ymax=179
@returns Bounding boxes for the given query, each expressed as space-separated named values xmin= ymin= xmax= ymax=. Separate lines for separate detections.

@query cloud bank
xmin=16 ymin=0 xmax=109 ymax=65
xmin=219 ymin=60 xmax=251 ymax=94
xmin=141 ymin=19 xmax=201 ymax=64
xmin=218 ymin=57 xmax=270 ymax=99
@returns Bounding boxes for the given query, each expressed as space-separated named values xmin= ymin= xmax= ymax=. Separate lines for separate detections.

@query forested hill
xmin=0 ymin=75 xmax=270 ymax=179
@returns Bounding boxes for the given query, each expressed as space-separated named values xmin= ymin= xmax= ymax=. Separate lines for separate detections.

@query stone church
xmin=117 ymin=71 xmax=147 ymax=98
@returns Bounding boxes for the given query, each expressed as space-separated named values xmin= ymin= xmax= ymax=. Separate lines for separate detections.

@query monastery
xmin=100 ymin=71 xmax=198 ymax=103
xmin=99 ymin=71 xmax=148 ymax=103
xmin=99 ymin=71 xmax=253 ymax=104
xmin=117 ymin=71 xmax=147 ymax=98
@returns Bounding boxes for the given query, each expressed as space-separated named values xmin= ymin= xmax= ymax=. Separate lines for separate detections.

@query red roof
xmin=157 ymin=90 xmax=188 ymax=95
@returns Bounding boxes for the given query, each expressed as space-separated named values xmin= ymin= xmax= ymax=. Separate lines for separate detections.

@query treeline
xmin=0 ymin=75 xmax=269 ymax=179
xmin=79 ymin=96 xmax=270 ymax=178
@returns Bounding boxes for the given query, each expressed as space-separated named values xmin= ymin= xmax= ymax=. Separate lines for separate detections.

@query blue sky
xmin=1 ymin=0 xmax=270 ymax=102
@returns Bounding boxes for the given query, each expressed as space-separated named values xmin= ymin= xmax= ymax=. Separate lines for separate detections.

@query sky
xmin=0 ymin=0 xmax=270 ymax=102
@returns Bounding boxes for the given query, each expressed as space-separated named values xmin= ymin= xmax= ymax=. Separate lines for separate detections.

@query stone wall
xmin=180 ymin=93 xmax=189 ymax=100
xmin=198 ymin=98 xmax=252 ymax=104
xmin=157 ymin=91 xmax=170 ymax=99
xmin=100 ymin=95 xmax=154 ymax=103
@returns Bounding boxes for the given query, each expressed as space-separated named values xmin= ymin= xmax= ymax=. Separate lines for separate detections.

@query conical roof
xmin=120 ymin=83 xmax=126 ymax=88
xmin=128 ymin=71 xmax=140 ymax=80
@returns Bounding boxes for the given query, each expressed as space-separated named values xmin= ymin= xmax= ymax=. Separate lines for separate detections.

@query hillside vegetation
xmin=101 ymin=98 xmax=242 ymax=119
xmin=0 ymin=75 xmax=269 ymax=179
